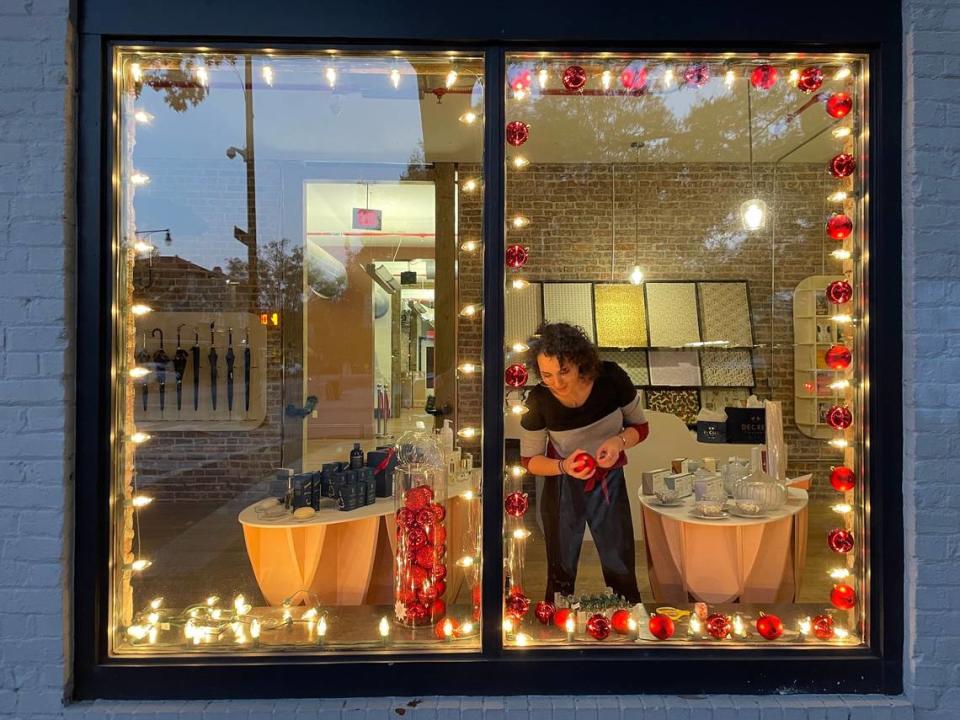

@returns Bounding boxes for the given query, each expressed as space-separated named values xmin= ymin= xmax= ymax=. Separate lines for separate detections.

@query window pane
xmin=112 ymin=49 xmax=484 ymax=654
xmin=503 ymin=53 xmax=867 ymax=648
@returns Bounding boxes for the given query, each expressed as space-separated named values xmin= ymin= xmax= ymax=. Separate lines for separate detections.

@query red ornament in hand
xmin=830 ymin=466 xmax=856 ymax=492
xmin=505 ymin=363 xmax=528 ymax=388
xmin=562 ymin=65 xmax=587 ymax=91
xmin=826 ymin=280 xmax=853 ymax=304
xmin=535 ymin=600 xmax=556 ymax=625
xmin=826 ymin=213 xmax=853 ymax=240
xmin=797 ymin=66 xmax=823 ymax=93
xmin=504 ymin=491 xmax=529 ymax=518
xmin=648 ymin=613 xmax=675 ymax=640
xmin=505 ymin=591 xmax=530 ymax=619
xmin=828 ymin=528 xmax=855 ymax=554
xmin=831 ymin=583 xmax=857 ymax=610
xmin=553 ymin=607 xmax=573 ymax=629
xmin=572 ymin=452 xmax=597 ymax=474
xmin=756 ymin=613 xmax=783 ymax=640
xmin=825 ymin=344 xmax=852 ymax=370
xmin=826 ymin=92 xmax=853 ymax=119
xmin=505 ymin=243 xmax=529 ymax=268
xmin=830 ymin=153 xmax=857 ymax=178
xmin=750 ymin=64 xmax=778 ymax=90
xmin=813 ymin=614 xmax=835 ymax=639
xmin=586 ymin=613 xmax=611 ymax=640
xmin=684 ymin=63 xmax=710 ymax=87
xmin=826 ymin=405 xmax=853 ymax=430
xmin=506 ymin=121 xmax=530 ymax=147
xmin=434 ymin=617 xmax=459 ymax=639
xmin=611 ymin=609 xmax=632 ymax=635
xmin=706 ymin=613 xmax=732 ymax=639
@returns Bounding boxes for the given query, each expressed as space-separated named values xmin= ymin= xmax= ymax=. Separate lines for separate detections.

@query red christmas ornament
xmin=750 ymin=64 xmax=778 ymax=90
xmin=831 ymin=583 xmax=857 ymax=610
xmin=434 ymin=617 xmax=459 ymax=639
xmin=828 ymin=528 xmax=855 ymax=554
xmin=826 ymin=280 xmax=854 ymax=304
xmin=611 ymin=609 xmax=632 ymax=635
xmin=505 ymin=591 xmax=531 ymax=619
xmin=472 ymin=584 xmax=482 ymax=606
xmin=418 ymin=582 xmax=439 ymax=604
xmin=830 ymin=153 xmax=857 ymax=178
xmin=396 ymin=508 xmax=418 ymax=528
xmin=813 ymin=614 xmax=835 ymax=639
xmin=435 ymin=543 xmax=446 ymax=558
xmin=620 ymin=65 xmax=648 ymax=91
xmin=826 ymin=92 xmax=853 ymax=119
xmin=684 ymin=63 xmax=710 ymax=87
xmin=405 ymin=601 xmax=428 ymax=623
xmin=797 ymin=66 xmax=824 ymax=93
xmin=586 ymin=613 xmax=611 ymax=640
xmin=409 ymin=564 xmax=429 ymax=586
xmin=506 ymin=121 xmax=530 ymax=147
xmin=415 ymin=508 xmax=435 ymax=527
xmin=706 ymin=613 xmax=732 ymax=639
xmin=406 ymin=527 xmax=427 ymax=549
xmin=509 ymin=69 xmax=531 ymax=93
xmin=505 ymin=363 xmax=528 ymax=388
xmin=429 ymin=599 xmax=446 ymax=620
xmin=562 ymin=65 xmax=587 ymax=91
xmin=404 ymin=487 xmax=429 ymax=511
xmin=553 ymin=607 xmax=573 ymax=629
xmin=826 ymin=213 xmax=853 ymax=240
xmin=535 ymin=600 xmax=556 ymax=625
xmin=414 ymin=545 xmax=436 ymax=569
xmin=826 ymin=405 xmax=853 ymax=430
xmin=433 ymin=579 xmax=447 ymax=597
xmin=504 ymin=491 xmax=529 ymax=518
xmin=830 ymin=466 xmax=856 ymax=492
xmin=429 ymin=502 xmax=446 ymax=522
xmin=426 ymin=524 xmax=446 ymax=545
xmin=825 ymin=344 xmax=852 ymax=370
xmin=505 ymin=243 xmax=529 ymax=268
xmin=432 ymin=563 xmax=447 ymax=581
xmin=648 ymin=613 xmax=675 ymax=640
xmin=572 ymin=452 xmax=597 ymax=474
xmin=755 ymin=613 xmax=783 ymax=640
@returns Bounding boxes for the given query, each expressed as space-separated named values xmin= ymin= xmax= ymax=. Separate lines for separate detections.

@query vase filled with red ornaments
xmin=393 ymin=428 xmax=447 ymax=628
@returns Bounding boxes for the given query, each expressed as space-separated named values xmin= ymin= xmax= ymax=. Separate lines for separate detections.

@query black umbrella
xmin=226 ymin=327 xmax=236 ymax=414
xmin=173 ymin=324 xmax=189 ymax=413
xmin=151 ymin=328 xmax=169 ymax=415
xmin=208 ymin=322 xmax=218 ymax=411
xmin=136 ymin=332 xmax=151 ymax=412
xmin=243 ymin=328 xmax=251 ymax=413
xmin=191 ymin=328 xmax=200 ymax=412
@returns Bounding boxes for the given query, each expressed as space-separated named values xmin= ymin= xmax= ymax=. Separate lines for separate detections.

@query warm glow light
xmin=318 ymin=616 xmax=327 ymax=637
xmin=235 ymin=595 xmax=250 ymax=616
xmin=461 ymin=621 xmax=474 ymax=634
xmin=443 ymin=619 xmax=454 ymax=638
xmin=128 ymin=431 xmax=151 ymax=444
xmin=725 ymin=69 xmax=735 ymax=87
xmin=564 ymin=615 xmax=575 ymax=634
xmin=831 ymin=248 xmax=852 ymax=261
xmin=830 ymin=379 xmax=851 ymax=390
xmin=627 ymin=617 xmax=638 ymax=633
xmin=446 ymin=69 xmax=458 ymax=88
xmin=250 ymin=618 xmax=261 ymax=639
xmin=509 ymin=403 xmax=528 ymax=416
xmin=829 ymin=438 xmax=850 ymax=449
xmin=629 ymin=265 xmax=644 ymax=285
xmin=515 ymin=632 xmax=531 ymax=646
xmin=832 ymin=126 xmax=852 ymax=139
xmin=128 ymin=559 xmax=151 ymax=572
xmin=828 ymin=190 xmax=849 ymax=202
xmin=513 ymin=87 xmax=527 ymax=100
xmin=462 ymin=178 xmax=479 ymax=192
xmin=663 ymin=67 xmax=674 ymax=86
xmin=510 ymin=278 xmax=530 ymax=290
xmin=509 ymin=465 xmax=526 ymax=479
xmin=538 ymin=68 xmax=548 ymax=89
xmin=149 ymin=597 xmax=163 ymax=610
xmin=129 ymin=366 xmax=150 ymax=378
xmin=789 ymin=68 xmax=800 ymax=83
xmin=206 ymin=595 xmax=219 ymax=606
xmin=390 ymin=67 xmax=401 ymax=89
xmin=127 ymin=624 xmax=149 ymax=640
xmin=133 ymin=110 xmax=153 ymax=124
xmin=459 ymin=304 xmax=480 ymax=317
xmin=799 ymin=617 xmax=811 ymax=636
xmin=689 ymin=616 xmax=702 ymax=634
xmin=512 ymin=156 xmax=529 ymax=169
xmin=457 ymin=427 xmax=477 ymax=438
xmin=512 ymin=528 xmax=531 ymax=540
xmin=511 ymin=215 xmax=529 ymax=228
xmin=832 ymin=503 xmax=853 ymax=514
xmin=601 ymin=69 xmax=612 ymax=90
xmin=458 ymin=362 xmax=480 ymax=374
xmin=302 ymin=607 xmax=318 ymax=621
xmin=130 ymin=172 xmax=150 ymax=186
xmin=460 ymin=240 xmax=480 ymax=253
xmin=457 ymin=555 xmax=475 ymax=568
xmin=832 ymin=314 xmax=853 ymax=324
xmin=503 ymin=618 xmax=514 ymax=634
xmin=130 ymin=62 xmax=142 ymax=82
xmin=259 ymin=66 xmax=274 ymax=87
xmin=130 ymin=495 xmax=152 ymax=508
xmin=740 ymin=198 xmax=767 ymax=231
xmin=195 ymin=66 xmax=208 ymax=87
xmin=511 ymin=342 xmax=529 ymax=353
xmin=462 ymin=490 xmax=475 ymax=501
xmin=834 ymin=627 xmax=850 ymax=639
xmin=830 ymin=567 xmax=852 ymax=580
xmin=325 ymin=66 xmax=337 ymax=88
xmin=379 ymin=616 xmax=390 ymax=638
xmin=132 ymin=239 xmax=154 ymax=254
xmin=834 ymin=66 xmax=851 ymax=81
xmin=130 ymin=303 xmax=152 ymax=316
xmin=733 ymin=615 xmax=746 ymax=637
xmin=459 ymin=111 xmax=478 ymax=124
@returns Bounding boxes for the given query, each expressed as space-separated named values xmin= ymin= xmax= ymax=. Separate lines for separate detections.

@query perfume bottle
xmin=349 ymin=442 xmax=364 ymax=469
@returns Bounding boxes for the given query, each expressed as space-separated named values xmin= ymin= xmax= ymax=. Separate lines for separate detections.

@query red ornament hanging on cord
xmin=831 ymin=583 xmax=857 ymax=610
xmin=611 ymin=609 xmax=632 ymax=635
xmin=505 ymin=363 xmax=528 ymax=387
xmin=620 ymin=65 xmax=648 ymax=91
xmin=826 ymin=280 xmax=853 ymax=304
xmin=586 ymin=613 xmax=611 ymax=640
xmin=826 ymin=213 xmax=854 ymax=240
xmin=706 ymin=613 xmax=732 ymax=639
xmin=648 ymin=613 xmax=675 ymax=640
xmin=505 ymin=243 xmax=529 ymax=268
xmin=504 ymin=491 xmax=529 ymax=518
xmin=825 ymin=344 xmax=852 ymax=370
xmin=828 ymin=528 xmax=855 ymax=554
xmin=826 ymin=405 xmax=853 ymax=430
xmin=797 ymin=66 xmax=824 ymax=93
xmin=535 ymin=600 xmax=556 ymax=625
xmin=756 ymin=613 xmax=784 ymax=640
xmin=562 ymin=65 xmax=587 ymax=91
xmin=830 ymin=153 xmax=857 ymax=178
xmin=830 ymin=466 xmax=856 ymax=492
xmin=506 ymin=121 xmax=530 ymax=147
xmin=684 ymin=63 xmax=710 ymax=87
xmin=813 ymin=614 xmax=835 ymax=639
xmin=750 ymin=64 xmax=778 ymax=90
xmin=826 ymin=92 xmax=853 ymax=119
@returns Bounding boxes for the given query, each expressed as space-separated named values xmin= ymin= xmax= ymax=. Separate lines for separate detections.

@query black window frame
xmin=74 ymin=0 xmax=903 ymax=699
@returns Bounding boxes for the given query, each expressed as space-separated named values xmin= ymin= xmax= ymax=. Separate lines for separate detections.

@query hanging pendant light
xmin=741 ymin=79 xmax=767 ymax=231
xmin=627 ymin=142 xmax=645 ymax=285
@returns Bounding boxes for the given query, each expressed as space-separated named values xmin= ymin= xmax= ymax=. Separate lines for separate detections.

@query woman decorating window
xmin=520 ymin=322 xmax=649 ymax=604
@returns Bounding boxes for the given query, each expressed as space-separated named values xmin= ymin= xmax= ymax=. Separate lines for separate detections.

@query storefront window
xmin=112 ymin=50 xmax=485 ymax=653
xmin=501 ymin=53 xmax=868 ymax=647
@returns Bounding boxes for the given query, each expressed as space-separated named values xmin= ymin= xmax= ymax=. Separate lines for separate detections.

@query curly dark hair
xmin=526 ymin=322 xmax=601 ymax=380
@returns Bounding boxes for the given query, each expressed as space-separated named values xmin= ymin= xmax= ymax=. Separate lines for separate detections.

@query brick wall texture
xmin=0 ymin=0 xmax=955 ymax=717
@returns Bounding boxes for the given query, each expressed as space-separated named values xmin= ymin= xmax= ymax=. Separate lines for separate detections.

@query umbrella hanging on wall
xmin=208 ymin=322 xmax=219 ymax=411
xmin=173 ymin=324 xmax=189 ymax=413
xmin=136 ymin=332 xmax=151 ymax=412
xmin=243 ymin=328 xmax=251 ymax=413
xmin=151 ymin=328 xmax=169 ymax=415
xmin=226 ymin=327 xmax=236 ymax=414
xmin=191 ymin=328 xmax=201 ymax=412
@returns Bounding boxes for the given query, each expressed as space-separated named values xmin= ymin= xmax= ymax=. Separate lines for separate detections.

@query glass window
xmin=112 ymin=49 xmax=484 ymax=653
xmin=502 ymin=53 xmax=868 ymax=647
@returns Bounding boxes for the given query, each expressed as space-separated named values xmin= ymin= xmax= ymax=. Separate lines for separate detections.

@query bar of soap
xmin=293 ymin=506 xmax=315 ymax=520
xmin=257 ymin=498 xmax=280 ymax=509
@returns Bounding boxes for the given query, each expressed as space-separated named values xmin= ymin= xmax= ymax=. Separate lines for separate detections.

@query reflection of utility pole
xmin=226 ymin=56 xmax=258 ymax=312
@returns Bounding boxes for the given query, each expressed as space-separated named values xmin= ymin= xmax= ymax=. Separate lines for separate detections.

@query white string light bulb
xmin=261 ymin=66 xmax=274 ymax=86
xmin=390 ymin=67 xmax=401 ymax=89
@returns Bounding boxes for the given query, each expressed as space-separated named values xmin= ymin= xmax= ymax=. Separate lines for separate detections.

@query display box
xmin=726 ymin=407 xmax=766 ymax=444
xmin=641 ymin=468 xmax=671 ymax=495
xmin=696 ymin=420 xmax=727 ymax=443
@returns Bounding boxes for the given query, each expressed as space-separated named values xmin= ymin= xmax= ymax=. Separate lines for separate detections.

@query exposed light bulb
xmin=459 ymin=304 xmax=480 ymax=318
xmin=733 ymin=615 xmax=746 ymax=637
xmin=601 ymin=69 xmax=612 ymax=90
xmin=832 ymin=126 xmax=852 ymax=138
xmin=458 ymin=362 xmax=480 ymax=374
xmin=511 ymin=215 xmax=529 ymax=228
xmin=460 ymin=240 xmax=481 ymax=252
xmin=301 ymin=607 xmax=318 ymax=621
xmin=462 ymin=490 xmax=475 ymax=501
xmin=133 ymin=110 xmax=153 ymax=124
xmin=132 ymin=239 xmax=154 ymax=254
xmin=832 ymin=503 xmax=853 ymax=514
xmin=261 ymin=66 xmax=274 ymax=86
xmin=829 ymin=379 xmax=851 ymax=391
xmin=510 ymin=278 xmax=530 ymax=290
xmin=207 ymin=595 xmax=219 ymax=606
xmin=130 ymin=495 xmax=153 ymax=508
xmin=564 ymin=615 xmax=575 ymax=633
xmin=509 ymin=464 xmax=526 ymax=478
xmin=318 ymin=616 xmax=327 ymax=637
xmin=832 ymin=314 xmax=853 ymax=324
xmin=789 ymin=68 xmax=800 ymax=83
xmin=462 ymin=178 xmax=479 ymax=192
xmin=130 ymin=303 xmax=152 ymax=315
xmin=511 ymin=155 xmax=529 ymax=169
xmin=390 ymin=67 xmax=401 ymax=89
xmin=149 ymin=597 xmax=163 ymax=610
xmin=509 ymin=403 xmax=528 ymax=416
xmin=127 ymin=624 xmax=149 ymax=640
xmin=512 ymin=528 xmax=531 ymax=539
xmin=325 ymin=66 xmax=337 ymax=88
xmin=129 ymin=366 xmax=150 ymax=378
xmin=250 ymin=618 xmax=261 ymax=639
xmin=629 ymin=265 xmax=644 ymax=285
xmin=457 ymin=426 xmax=478 ymax=438
xmin=538 ymin=68 xmax=548 ymax=89
xmin=446 ymin=68 xmax=458 ymax=88
xmin=829 ymin=438 xmax=849 ymax=449
xmin=831 ymin=248 xmax=852 ymax=261
xmin=799 ymin=617 xmax=811 ymax=636
xmin=461 ymin=621 xmax=474 ymax=634
xmin=378 ymin=616 xmax=390 ymax=638
xmin=503 ymin=618 xmax=514 ymax=634
xmin=515 ymin=632 xmax=531 ymax=646
xmin=830 ymin=567 xmax=851 ymax=579
xmin=127 ymin=559 xmax=151 ymax=572
xmin=834 ymin=66 xmax=851 ymax=81
xmin=443 ymin=619 xmax=454 ymax=638
xmin=457 ymin=555 xmax=475 ymax=568
xmin=130 ymin=172 xmax=150 ymax=186
xmin=834 ymin=627 xmax=850 ymax=639
xmin=511 ymin=342 xmax=529 ymax=353
xmin=459 ymin=111 xmax=478 ymax=124
xmin=130 ymin=62 xmax=142 ymax=82
xmin=828 ymin=190 xmax=849 ymax=203
xmin=195 ymin=66 xmax=208 ymax=87
xmin=740 ymin=198 xmax=767 ymax=231
xmin=513 ymin=87 xmax=527 ymax=100
xmin=663 ymin=67 xmax=674 ymax=86
xmin=725 ymin=69 xmax=735 ymax=87
xmin=128 ymin=431 xmax=151 ymax=444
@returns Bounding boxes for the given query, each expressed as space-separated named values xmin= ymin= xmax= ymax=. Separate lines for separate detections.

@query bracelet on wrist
xmin=558 ymin=458 xmax=565 ymax=475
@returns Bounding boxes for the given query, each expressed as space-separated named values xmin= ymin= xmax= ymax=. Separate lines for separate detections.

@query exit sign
xmin=352 ymin=208 xmax=382 ymax=230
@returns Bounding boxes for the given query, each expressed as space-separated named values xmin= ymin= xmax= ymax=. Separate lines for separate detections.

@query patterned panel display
xmin=645 ymin=282 xmax=701 ymax=347
xmin=700 ymin=349 xmax=755 ymax=387
xmin=700 ymin=387 xmax=751 ymax=412
xmin=698 ymin=282 xmax=753 ymax=347
xmin=599 ymin=349 xmax=649 ymax=386
xmin=594 ymin=284 xmax=648 ymax=348
xmin=505 ymin=282 xmax=543 ymax=346
xmin=648 ymin=349 xmax=702 ymax=387
xmin=646 ymin=389 xmax=701 ymax=426
xmin=542 ymin=283 xmax=596 ymax=342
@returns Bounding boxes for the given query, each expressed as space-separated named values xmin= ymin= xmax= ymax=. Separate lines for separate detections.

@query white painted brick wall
xmin=0 ymin=0 xmax=953 ymax=717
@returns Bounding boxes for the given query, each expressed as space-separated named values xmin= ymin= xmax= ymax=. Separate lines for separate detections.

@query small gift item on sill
xmin=695 ymin=407 xmax=727 ymax=443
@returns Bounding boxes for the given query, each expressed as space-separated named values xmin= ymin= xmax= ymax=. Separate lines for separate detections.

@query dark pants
xmin=539 ymin=467 xmax=642 ymax=604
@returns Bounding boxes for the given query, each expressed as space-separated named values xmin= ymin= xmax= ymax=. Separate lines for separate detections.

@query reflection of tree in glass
xmin=132 ymin=55 xmax=237 ymax=113
xmin=226 ymin=239 xmax=304 ymax=314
